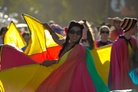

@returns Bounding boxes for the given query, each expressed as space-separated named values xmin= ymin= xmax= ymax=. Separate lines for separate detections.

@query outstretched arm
xmin=40 ymin=60 xmax=58 ymax=67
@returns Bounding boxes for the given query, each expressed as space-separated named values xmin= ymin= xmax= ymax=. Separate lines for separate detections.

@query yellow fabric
xmin=4 ymin=21 xmax=26 ymax=49
xmin=23 ymin=14 xmax=47 ymax=55
xmin=0 ymin=64 xmax=39 ymax=92
xmin=44 ymin=30 xmax=63 ymax=48
xmin=20 ymin=50 xmax=71 ymax=92
xmin=0 ymin=49 xmax=70 ymax=92
xmin=23 ymin=14 xmax=63 ymax=55
xmin=91 ymin=44 xmax=112 ymax=85
xmin=0 ymin=44 xmax=111 ymax=91
xmin=128 ymin=43 xmax=134 ymax=67
xmin=0 ymin=80 xmax=5 ymax=92
xmin=128 ymin=43 xmax=134 ymax=59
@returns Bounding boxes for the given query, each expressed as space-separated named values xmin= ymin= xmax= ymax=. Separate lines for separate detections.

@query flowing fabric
xmin=0 ymin=44 xmax=109 ymax=92
xmin=0 ymin=64 xmax=40 ymax=92
xmin=129 ymin=68 xmax=138 ymax=85
xmin=20 ymin=50 xmax=70 ymax=92
xmin=108 ymin=36 xmax=138 ymax=90
xmin=4 ymin=21 xmax=26 ymax=49
xmin=86 ymin=47 xmax=110 ymax=92
xmin=36 ymin=44 xmax=109 ymax=92
xmin=0 ymin=80 xmax=5 ymax=92
xmin=91 ymin=44 xmax=112 ymax=85
xmin=1 ymin=45 xmax=36 ymax=70
xmin=22 ymin=14 xmax=62 ymax=63
xmin=0 ymin=49 xmax=68 ymax=92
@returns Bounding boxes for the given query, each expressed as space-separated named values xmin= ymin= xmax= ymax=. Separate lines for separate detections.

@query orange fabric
xmin=30 ymin=46 xmax=62 ymax=63
xmin=22 ymin=14 xmax=62 ymax=62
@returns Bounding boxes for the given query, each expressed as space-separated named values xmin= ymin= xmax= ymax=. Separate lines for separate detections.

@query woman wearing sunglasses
xmin=35 ymin=20 xmax=109 ymax=92
xmin=95 ymin=25 xmax=113 ymax=48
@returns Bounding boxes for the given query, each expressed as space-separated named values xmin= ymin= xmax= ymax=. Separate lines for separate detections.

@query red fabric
xmin=1 ymin=45 xmax=36 ymax=70
xmin=29 ymin=45 xmax=62 ymax=63
xmin=108 ymin=37 xmax=138 ymax=90
xmin=36 ymin=44 xmax=96 ymax=92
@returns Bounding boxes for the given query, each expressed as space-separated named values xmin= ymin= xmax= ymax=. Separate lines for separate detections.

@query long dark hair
xmin=59 ymin=21 xmax=84 ymax=57
xmin=82 ymin=20 xmax=95 ymax=50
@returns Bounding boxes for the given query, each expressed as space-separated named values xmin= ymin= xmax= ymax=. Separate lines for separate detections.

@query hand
xmin=43 ymin=23 xmax=53 ymax=32
xmin=40 ymin=60 xmax=56 ymax=67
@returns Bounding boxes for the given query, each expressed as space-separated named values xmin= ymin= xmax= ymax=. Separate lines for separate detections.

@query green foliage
xmin=0 ymin=0 xmax=137 ymax=27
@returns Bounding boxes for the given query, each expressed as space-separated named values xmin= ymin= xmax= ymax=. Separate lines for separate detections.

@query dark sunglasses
xmin=69 ymin=29 xmax=82 ymax=35
xmin=100 ymin=31 xmax=109 ymax=34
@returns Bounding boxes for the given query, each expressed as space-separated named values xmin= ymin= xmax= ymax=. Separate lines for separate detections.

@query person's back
xmin=108 ymin=17 xmax=138 ymax=90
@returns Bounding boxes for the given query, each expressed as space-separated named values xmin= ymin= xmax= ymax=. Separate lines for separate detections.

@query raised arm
xmin=43 ymin=23 xmax=65 ymax=46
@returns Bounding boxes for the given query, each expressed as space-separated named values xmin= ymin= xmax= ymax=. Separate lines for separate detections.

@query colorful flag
xmin=91 ymin=44 xmax=112 ymax=85
xmin=22 ymin=14 xmax=62 ymax=63
xmin=0 ymin=44 xmax=112 ymax=91
xmin=4 ymin=21 xmax=26 ymax=49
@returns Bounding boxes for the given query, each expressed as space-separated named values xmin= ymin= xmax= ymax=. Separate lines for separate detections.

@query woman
xmin=95 ymin=25 xmax=113 ymax=48
xmin=0 ymin=21 xmax=109 ymax=92
xmin=34 ymin=20 xmax=109 ymax=92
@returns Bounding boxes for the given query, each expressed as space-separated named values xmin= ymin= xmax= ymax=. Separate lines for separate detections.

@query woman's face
xmin=100 ymin=27 xmax=110 ymax=40
xmin=114 ymin=21 xmax=121 ymax=30
xmin=23 ymin=34 xmax=30 ymax=44
xmin=68 ymin=26 xmax=82 ymax=43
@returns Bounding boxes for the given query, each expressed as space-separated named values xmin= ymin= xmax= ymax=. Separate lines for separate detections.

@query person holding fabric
xmin=95 ymin=25 xmax=113 ymax=48
xmin=0 ymin=20 xmax=109 ymax=92
xmin=36 ymin=20 xmax=109 ymax=92
xmin=108 ymin=17 xmax=138 ymax=90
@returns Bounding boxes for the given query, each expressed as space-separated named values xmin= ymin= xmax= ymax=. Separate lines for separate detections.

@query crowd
xmin=0 ymin=16 xmax=138 ymax=92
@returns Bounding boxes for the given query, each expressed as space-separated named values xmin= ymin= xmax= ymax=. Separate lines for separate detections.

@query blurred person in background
xmin=0 ymin=27 xmax=8 ymax=44
xmin=95 ymin=25 xmax=113 ymax=48
xmin=21 ymin=32 xmax=30 ymax=51
xmin=108 ymin=17 xmax=123 ymax=42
